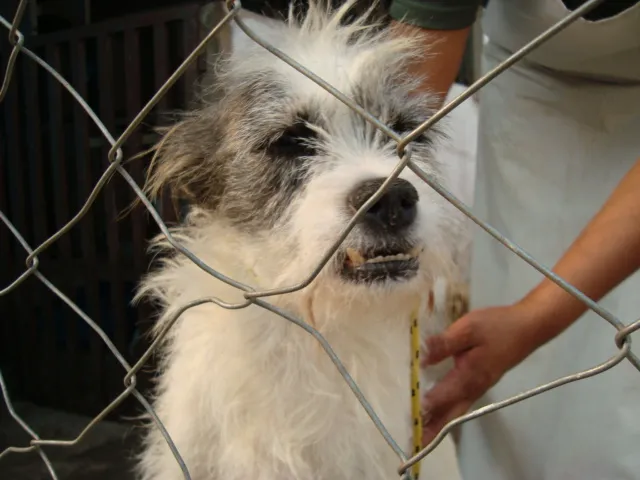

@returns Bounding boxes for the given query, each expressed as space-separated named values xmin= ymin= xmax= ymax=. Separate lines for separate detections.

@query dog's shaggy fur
xmin=135 ymin=2 xmax=467 ymax=479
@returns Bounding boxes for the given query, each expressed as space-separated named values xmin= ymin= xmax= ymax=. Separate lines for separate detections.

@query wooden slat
xmin=97 ymin=32 xmax=125 ymax=403
xmin=22 ymin=53 xmax=58 ymax=403
xmin=70 ymin=40 xmax=96 ymax=261
xmin=44 ymin=41 xmax=78 ymax=406
xmin=0 ymin=179 xmax=7 ymax=272
xmin=96 ymin=34 xmax=120 ymax=261
xmin=152 ymin=21 xmax=177 ymax=223
xmin=2 ymin=55 xmax=28 ymax=400
xmin=45 ymin=43 xmax=72 ymax=257
xmin=0 ymin=48 xmax=20 ymax=397
xmin=0 ymin=43 xmax=9 ymax=251
xmin=0 ymin=47 xmax=12 ymax=272
xmin=152 ymin=22 xmax=170 ymax=116
xmin=3 ymin=63 xmax=28 ymax=240
xmin=121 ymin=27 xmax=145 ymax=354
xmin=181 ymin=16 xmax=199 ymax=110
xmin=22 ymin=57 xmax=47 ymax=247
xmin=70 ymin=38 xmax=104 ymax=410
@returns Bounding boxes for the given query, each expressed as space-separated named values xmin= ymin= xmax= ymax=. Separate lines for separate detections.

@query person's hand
xmin=421 ymin=302 xmax=542 ymax=444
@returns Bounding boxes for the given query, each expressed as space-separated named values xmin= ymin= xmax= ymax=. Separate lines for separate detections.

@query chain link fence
xmin=1 ymin=0 xmax=639 ymax=478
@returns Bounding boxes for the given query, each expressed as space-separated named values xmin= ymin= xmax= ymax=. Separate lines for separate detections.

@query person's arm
xmin=519 ymin=157 xmax=640 ymax=345
xmin=421 ymin=157 xmax=640 ymax=443
xmin=389 ymin=0 xmax=481 ymax=100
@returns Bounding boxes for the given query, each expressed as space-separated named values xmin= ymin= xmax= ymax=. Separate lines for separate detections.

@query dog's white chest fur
xmin=137 ymin=249 xmax=430 ymax=480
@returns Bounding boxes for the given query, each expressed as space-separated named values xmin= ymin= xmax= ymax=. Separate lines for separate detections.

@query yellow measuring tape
xmin=410 ymin=305 xmax=422 ymax=480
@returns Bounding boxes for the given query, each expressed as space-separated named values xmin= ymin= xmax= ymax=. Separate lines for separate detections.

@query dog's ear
xmin=144 ymin=110 xmax=227 ymax=211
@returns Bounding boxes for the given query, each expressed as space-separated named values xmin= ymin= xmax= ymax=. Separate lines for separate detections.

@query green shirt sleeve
xmin=389 ymin=0 xmax=482 ymax=30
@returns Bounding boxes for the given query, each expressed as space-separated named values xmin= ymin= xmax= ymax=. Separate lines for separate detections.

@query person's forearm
xmin=391 ymin=21 xmax=471 ymax=100
xmin=520 ymin=158 xmax=640 ymax=345
xmin=388 ymin=0 xmax=480 ymax=101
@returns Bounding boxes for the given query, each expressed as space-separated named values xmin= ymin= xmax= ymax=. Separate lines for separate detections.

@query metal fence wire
xmin=1 ymin=0 xmax=640 ymax=478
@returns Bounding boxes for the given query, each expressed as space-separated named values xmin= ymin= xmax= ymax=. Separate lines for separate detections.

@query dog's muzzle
xmin=347 ymin=177 xmax=418 ymax=235
xmin=341 ymin=177 xmax=423 ymax=283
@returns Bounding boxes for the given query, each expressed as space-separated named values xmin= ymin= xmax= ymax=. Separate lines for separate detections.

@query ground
xmin=0 ymin=402 xmax=139 ymax=480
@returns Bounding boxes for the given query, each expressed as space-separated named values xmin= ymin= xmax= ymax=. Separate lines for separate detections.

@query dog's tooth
xmin=351 ymin=250 xmax=419 ymax=266
xmin=373 ymin=256 xmax=390 ymax=264
xmin=409 ymin=246 xmax=423 ymax=258
xmin=365 ymin=253 xmax=412 ymax=264
xmin=346 ymin=248 xmax=365 ymax=267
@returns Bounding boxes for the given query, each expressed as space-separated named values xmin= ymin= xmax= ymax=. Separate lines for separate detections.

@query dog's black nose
xmin=348 ymin=178 xmax=418 ymax=233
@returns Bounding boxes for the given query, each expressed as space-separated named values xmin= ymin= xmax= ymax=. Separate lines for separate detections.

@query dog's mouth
xmin=340 ymin=244 xmax=423 ymax=283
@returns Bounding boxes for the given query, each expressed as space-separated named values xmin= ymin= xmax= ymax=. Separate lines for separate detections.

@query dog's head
xmin=145 ymin=1 xmax=459 ymax=300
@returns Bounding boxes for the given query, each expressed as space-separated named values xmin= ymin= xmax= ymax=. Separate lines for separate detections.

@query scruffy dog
xmin=135 ymin=1 xmax=468 ymax=479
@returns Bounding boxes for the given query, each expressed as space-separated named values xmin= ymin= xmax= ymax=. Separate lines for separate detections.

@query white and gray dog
xmin=135 ymin=1 xmax=473 ymax=479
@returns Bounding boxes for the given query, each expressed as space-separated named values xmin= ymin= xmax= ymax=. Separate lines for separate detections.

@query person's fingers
xmin=422 ymin=316 xmax=477 ymax=367
xmin=421 ymin=350 xmax=497 ymax=444
xmin=421 ymin=364 xmax=470 ymax=417
xmin=422 ymin=399 xmax=472 ymax=445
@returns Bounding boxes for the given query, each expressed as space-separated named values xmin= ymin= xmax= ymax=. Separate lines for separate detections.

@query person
xmin=423 ymin=155 xmax=640 ymax=478
xmin=233 ymin=0 xmax=640 ymax=477
xmin=390 ymin=1 xmax=640 ymax=479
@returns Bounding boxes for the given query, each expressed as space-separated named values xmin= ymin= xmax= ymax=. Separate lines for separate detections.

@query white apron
xmin=458 ymin=1 xmax=640 ymax=479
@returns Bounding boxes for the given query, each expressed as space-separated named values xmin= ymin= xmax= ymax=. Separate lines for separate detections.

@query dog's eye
xmin=391 ymin=117 xmax=418 ymax=134
xmin=390 ymin=116 xmax=435 ymax=147
xmin=267 ymin=122 xmax=317 ymax=158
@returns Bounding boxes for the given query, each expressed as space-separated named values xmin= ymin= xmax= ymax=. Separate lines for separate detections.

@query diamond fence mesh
xmin=1 ymin=0 xmax=639 ymax=478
